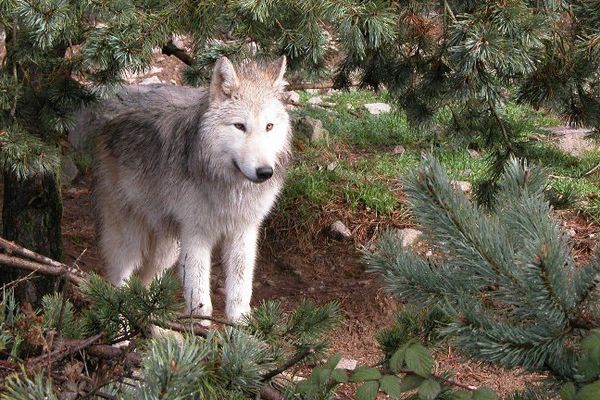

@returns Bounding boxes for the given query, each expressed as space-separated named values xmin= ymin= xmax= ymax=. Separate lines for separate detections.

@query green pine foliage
xmin=0 ymin=272 xmax=344 ymax=399
xmin=365 ymin=156 xmax=600 ymax=378
xmin=333 ymin=0 xmax=600 ymax=200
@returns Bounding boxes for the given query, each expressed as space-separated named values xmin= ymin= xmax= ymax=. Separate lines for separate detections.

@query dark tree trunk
xmin=2 ymin=170 xmax=63 ymax=302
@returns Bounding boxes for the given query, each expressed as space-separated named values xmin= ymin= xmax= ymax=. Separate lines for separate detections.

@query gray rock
xmin=396 ymin=228 xmax=422 ymax=247
xmin=286 ymin=91 xmax=300 ymax=104
xmin=336 ymin=358 xmax=358 ymax=371
xmin=393 ymin=145 xmax=405 ymax=155
xmin=364 ymin=102 xmax=391 ymax=115
xmin=69 ymin=84 xmax=206 ymax=152
xmin=60 ymin=155 xmax=79 ymax=186
xmin=326 ymin=161 xmax=338 ymax=171
xmin=330 ymin=220 xmax=352 ymax=240
xmin=307 ymin=96 xmax=323 ymax=106
xmin=467 ymin=149 xmax=481 ymax=159
xmin=140 ymin=76 xmax=162 ymax=85
xmin=294 ymin=116 xmax=328 ymax=144
xmin=451 ymin=180 xmax=473 ymax=193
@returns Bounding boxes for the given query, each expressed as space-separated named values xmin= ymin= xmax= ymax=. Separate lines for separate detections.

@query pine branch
xmin=0 ymin=253 xmax=84 ymax=285
xmin=28 ymin=333 xmax=104 ymax=367
xmin=261 ymin=346 xmax=315 ymax=381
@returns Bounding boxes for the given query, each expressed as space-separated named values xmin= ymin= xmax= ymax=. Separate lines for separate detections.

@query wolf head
xmin=202 ymin=56 xmax=291 ymax=184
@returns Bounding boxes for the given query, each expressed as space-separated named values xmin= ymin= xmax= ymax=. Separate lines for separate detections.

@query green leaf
xmin=399 ymin=374 xmax=424 ymax=392
xmin=452 ymin=391 xmax=473 ymax=400
xmin=390 ymin=347 xmax=406 ymax=373
xmin=331 ymin=368 xmax=348 ymax=383
xmin=317 ymin=368 xmax=331 ymax=385
xmin=324 ymin=353 xmax=342 ymax=370
xmin=405 ymin=343 xmax=433 ymax=377
xmin=351 ymin=366 xmax=382 ymax=382
xmin=561 ymin=382 xmax=576 ymax=400
xmin=380 ymin=375 xmax=401 ymax=399
xmin=472 ymin=387 xmax=498 ymax=400
xmin=418 ymin=378 xmax=441 ymax=400
xmin=356 ymin=381 xmax=380 ymax=400
xmin=295 ymin=380 xmax=313 ymax=394
xmin=576 ymin=381 xmax=600 ymax=400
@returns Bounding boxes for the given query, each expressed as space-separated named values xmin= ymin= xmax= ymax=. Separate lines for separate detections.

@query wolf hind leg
xmin=138 ymin=231 xmax=180 ymax=286
xmin=98 ymin=211 xmax=147 ymax=286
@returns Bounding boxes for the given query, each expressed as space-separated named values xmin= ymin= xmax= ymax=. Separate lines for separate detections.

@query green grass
xmin=279 ymin=90 xmax=600 ymax=226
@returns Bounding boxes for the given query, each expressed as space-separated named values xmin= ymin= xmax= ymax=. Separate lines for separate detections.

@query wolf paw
xmin=227 ymin=304 xmax=251 ymax=324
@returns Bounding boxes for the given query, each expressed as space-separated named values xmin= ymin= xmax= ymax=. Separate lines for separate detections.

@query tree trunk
xmin=2 ymin=169 xmax=63 ymax=302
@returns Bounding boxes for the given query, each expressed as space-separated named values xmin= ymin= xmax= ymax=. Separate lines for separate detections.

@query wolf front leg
xmin=222 ymin=224 xmax=260 ymax=323
xmin=178 ymin=233 xmax=214 ymax=325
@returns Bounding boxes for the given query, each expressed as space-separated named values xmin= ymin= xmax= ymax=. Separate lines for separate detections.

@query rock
xmin=69 ymin=84 xmax=206 ymax=151
xmin=467 ymin=149 xmax=481 ymax=159
xmin=60 ymin=155 xmax=79 ymax=186
xmin=364 ymin=102 xmax=391 ymax=115
xmin=216 ymin=287 xmax=226 ymax=296
xmin=294 ymin=116 xmax=329 ymax=144
xmin=336 ymin=358 xmax=358 ymax=371
xmin=140 ymin=76 xmax=162 ymax=85
xmin=567 ymin=228 xmax=577 ymax=237
xmin=326 ymin=161 xmax=337 ymax=171
xmin=307 ymin=96 xmax=322 ymax=106
xmin=285 ymin=91 xmax=300 ymax=104
xmin=330 ymin=220 xmax=352 ymax=240
xmin=393 ymin=145 xmax=405 ymax=155
xmin=171 ymin=34 xmax=186 ymax=49
xmin=451 ymin=180 xmax=473 ymax=193
xmin=396 ymin=228 xmax=422 ymax=247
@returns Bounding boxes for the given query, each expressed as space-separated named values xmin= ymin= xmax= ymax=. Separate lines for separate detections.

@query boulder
xmin=307 ymin=96 xmax=323 ymax=106
xmin=294 ymin=116 xmax=329 ymax=144
xmin=140 ymin=76 xmax=162 ymax=85
xmin=364 ymin=102 xmax=391 ymax=115
xmin=330 ymin=220 xmax=352 ymax=240
xmin=396 ymin=228 xmax=422 ymax=247
xmin=451 ymin=180 xmax=473 ymax=194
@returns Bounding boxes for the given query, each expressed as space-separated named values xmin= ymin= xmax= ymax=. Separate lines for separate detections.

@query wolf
xmin=92 ymin=56 xmax=292 ymax=323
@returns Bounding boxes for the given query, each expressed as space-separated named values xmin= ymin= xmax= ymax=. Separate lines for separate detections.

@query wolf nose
xmin=255 ymin=166 xmax=273 ymax=182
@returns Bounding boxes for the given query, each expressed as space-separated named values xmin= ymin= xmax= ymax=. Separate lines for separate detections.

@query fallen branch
xmin=0 ymin=253 xmax=84 ymax=285
xmin=262 ymin=346 xmax=314 ymax=381
xmin=29 ymin=333 xmax=105 ymax=366
xmin=161 ymin=40 xmax=193 ymax=66
xmin=159 ymin=320 xmax=208 ymax=337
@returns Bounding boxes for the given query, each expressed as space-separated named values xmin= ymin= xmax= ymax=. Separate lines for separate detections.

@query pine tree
xmin=0 ymin=0 xmax=398 ymax=275
xmin=365 ymin=156 xmax=600 ymax=378
xmin=334 ymin=1 xmax=600 ymax=201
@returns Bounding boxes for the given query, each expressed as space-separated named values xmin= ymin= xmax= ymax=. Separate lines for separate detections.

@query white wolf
xmin=92 ymin=57 xmax=292 ymax=323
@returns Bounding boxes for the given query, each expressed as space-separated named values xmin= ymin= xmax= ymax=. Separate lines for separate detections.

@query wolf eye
xmin=233 ymin=123 xmax=246 ymax=132
xmin=266 ymin=123 xmax=273 ymax=131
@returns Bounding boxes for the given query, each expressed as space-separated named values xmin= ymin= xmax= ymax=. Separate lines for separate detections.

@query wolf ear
xmin=209 ymin=57 xmax=239 ymax=103
xmin=270 ymin=56 xmax=288 ymax=92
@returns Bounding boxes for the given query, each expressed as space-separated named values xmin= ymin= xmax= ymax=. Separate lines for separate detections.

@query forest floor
xmin=60 ymin=50 xmax=600 ymax=397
